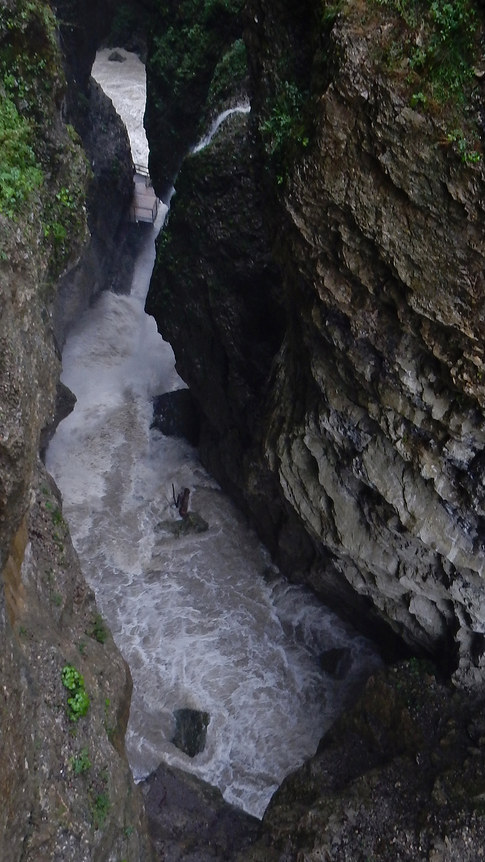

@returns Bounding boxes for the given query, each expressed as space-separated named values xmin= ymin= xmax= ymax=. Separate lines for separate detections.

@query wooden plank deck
xmin=130 ymin=170 xmax=158 ymax=224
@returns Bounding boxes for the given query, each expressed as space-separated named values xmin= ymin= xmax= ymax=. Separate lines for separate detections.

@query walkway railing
xmin=130 ymin=164 xmax=158 ymax=224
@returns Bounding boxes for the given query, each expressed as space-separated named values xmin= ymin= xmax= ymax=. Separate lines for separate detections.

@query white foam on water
xmin=92 ymin=48 xmax=149 ymax=168
xmin=47 ymin=50 xmax=382 ymax=819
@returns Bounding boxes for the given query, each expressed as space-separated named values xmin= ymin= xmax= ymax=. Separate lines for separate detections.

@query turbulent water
xmin=47 ymin=49 xmax=381 ymax=818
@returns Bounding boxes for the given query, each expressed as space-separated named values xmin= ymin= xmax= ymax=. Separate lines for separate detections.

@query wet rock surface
xmin=172 ymin=708 xmax=211 ymax=757
xmin=144 ymin=0 xmax=485 ymax=855
xmin=319 ymin=647 xmax=353 ymax=680
xmin=0 ymin=468 xmax=153 ymax=861
xmin=145 ymin=0 xmax=247 ymax=196
xmin=238 ymin=660 xmax=485 ymax=861
xmin=0 ymin=2 xmax=153 ymax=858
xmin=52 ymin=77 xmax=134 ymax=346
xmin=142 ymin=762 xmax=262 ymax=861
xmin=152 ymin=388 xmax=201 ymax=446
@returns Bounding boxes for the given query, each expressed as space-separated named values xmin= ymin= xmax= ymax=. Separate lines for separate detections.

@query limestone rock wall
xmin=52 ymin=78 xmax=134 ymax=347
xmin=0 ymin=468 xmax=152 ymax=861
xmin=254 ymin=2 xmax=485 ymax=685
xmin=236 ymin=659 xmax=485 ymax=861
xmin=146 ymin=0 xmax=485 ymax=684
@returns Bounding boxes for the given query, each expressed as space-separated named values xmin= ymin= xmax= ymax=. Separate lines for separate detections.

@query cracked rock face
xmin=258 ymin=5 xmax=485 ymax=685
xmin=237 ymin=660 xmax=485 ymax=862
xmin=147 ymin=0 xmax=485 ymax=685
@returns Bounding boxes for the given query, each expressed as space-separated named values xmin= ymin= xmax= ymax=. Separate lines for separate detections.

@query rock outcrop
xmin=143 ymin=762 xmax=261 ymax=861
xmin=146 ymin=0 xmax=485 ymax=686
xmin=52 ymin=78 xmax=134 ymax=347
xmin=237 ymin=659 xmax=485 ymax=861
xmin=142 ymin=0 xmax=485 ymax=853
xmin=0 ymin=468 xmax=152 ymax=860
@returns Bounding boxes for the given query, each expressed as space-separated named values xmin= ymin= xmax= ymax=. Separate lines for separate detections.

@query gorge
xmin=2 ymin=0 xmax=485 ymax=859
xmin=47 ymin=46 xmax=382 ymax=822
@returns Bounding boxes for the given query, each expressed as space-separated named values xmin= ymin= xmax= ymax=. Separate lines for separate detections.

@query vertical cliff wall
xmin=0 ymin=1 xmax=152 ymax=857
xmin=146 ymin=0 xmax=485 ymax=686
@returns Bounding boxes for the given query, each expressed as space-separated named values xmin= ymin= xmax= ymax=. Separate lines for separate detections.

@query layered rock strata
xmin=146 ymin=0 xmax=485 ymax=686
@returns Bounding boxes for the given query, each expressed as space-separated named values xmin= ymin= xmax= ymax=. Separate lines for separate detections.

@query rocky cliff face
xmin=0 ymin=1 xmax=152 ymax=857
xmin=251 ymin=0 xmax=485 ymax=688
xmin=146 ymin=0 xmax=485 ymax=687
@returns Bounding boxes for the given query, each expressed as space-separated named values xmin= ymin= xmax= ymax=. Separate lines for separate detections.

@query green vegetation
xmin=446 ymin=127 xmax=481 ymax=163
xmin=259 ymin=81 xmax=310 ymax=184
xmin=370 ymin=0 xmax=480 ymax=105
xmin=149 ymin=0 xmax=244 ymax=99
xmin=44 ymin=499 xmax=65 ymax=527
xmin=0 ymin=96 xmax=43 ymax=218
xmin=61 ymin=664 xmax=90 ymax=722
xmin=88 ymin=765 xmax=111 ymax=829
xmin=104 ymin=697 xmax=116 ymax=741
xmin=206 ymin=38 xmax=248 ymax=111
xmin=91 ymin=791 xmax=110 ymax=829
xmin=0 ymin=0 xmax=55 ymax=218
xmin=0 ymin=0 xmax=89 ymax=274
xmin=107 ymin=3 xmax=140 ymax=46
xmin=87 ymin=613 xmax=108 ymax=645
xmin=70 ymin=747 xmax=92 ymax=775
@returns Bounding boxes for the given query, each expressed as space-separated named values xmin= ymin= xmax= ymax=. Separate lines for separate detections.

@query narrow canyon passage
xmin=47 ymin=49 xmax=381 ymax=818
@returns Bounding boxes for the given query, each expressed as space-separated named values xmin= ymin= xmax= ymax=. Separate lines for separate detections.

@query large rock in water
xmin=152 ymin=389 xmax=201 ymax=446
xmin=172 ymin=708 xmax=210 ymax=757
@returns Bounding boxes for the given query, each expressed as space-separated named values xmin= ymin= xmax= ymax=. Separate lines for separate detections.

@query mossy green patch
xmin=0 ymin=95 xmax=43 ymax=218
xmin=368 ymin=0 xmax=480 ymax=108
xmin=0 ymin=0 xmax=89 ymax=275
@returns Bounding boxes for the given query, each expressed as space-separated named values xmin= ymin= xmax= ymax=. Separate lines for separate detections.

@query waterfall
xmin=191 ymin=103 xmax=251 ymax=153
xmin=46 ymin=48 xmax=381 ymax=818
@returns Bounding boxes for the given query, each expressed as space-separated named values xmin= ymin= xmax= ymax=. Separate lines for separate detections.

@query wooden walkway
xmin=129 ymin=164 xmax=158 ymax=224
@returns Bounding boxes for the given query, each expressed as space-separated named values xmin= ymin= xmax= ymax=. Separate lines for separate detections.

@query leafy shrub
xmin=87 ymin=614 xmax=108 ymax=644
xmin=446 ymin=128 xmax=481 ymax=163
xmin=206 ymin=38 xmax=248 ymax=110
xmin=259 ymin=81 xmax=310 ymax=183
xmin=0 ymin=96 xmax=43 ymax=218
xmin=91 ymin=792 xmax=110 ymax=829
xmin=70 ymin=747 xmax=92 ymax=775
xmin=0 ymin=0 xmax=89 ymax=274
xmin=61 ymin=664 xmax=90 ymax=722
xmin=371 ymin=0 xmax=479 ymax=104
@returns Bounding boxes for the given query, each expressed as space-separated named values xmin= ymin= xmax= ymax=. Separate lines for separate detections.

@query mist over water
xmin=47 ymin=50 xmax=381 ymax=818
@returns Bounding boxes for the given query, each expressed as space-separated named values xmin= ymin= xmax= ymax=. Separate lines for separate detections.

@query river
xmin=46 ymin=48 xmax=381 ymax=818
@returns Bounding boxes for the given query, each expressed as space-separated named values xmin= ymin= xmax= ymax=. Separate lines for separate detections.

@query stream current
xmin=47 ymin=48 xmax=381 ymax=818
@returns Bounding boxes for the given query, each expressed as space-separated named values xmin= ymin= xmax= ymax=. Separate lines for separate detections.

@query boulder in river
xmin=172 ymin=708 xmax=210 ymax=758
